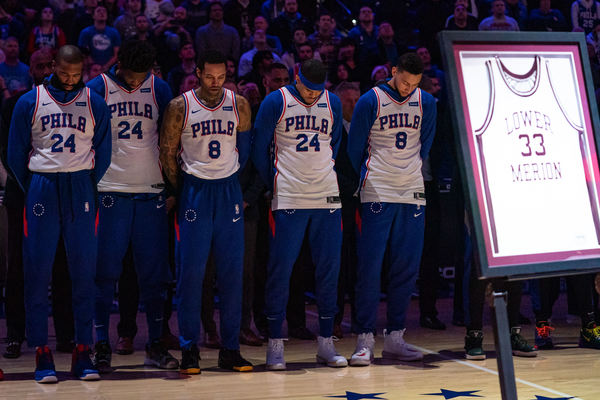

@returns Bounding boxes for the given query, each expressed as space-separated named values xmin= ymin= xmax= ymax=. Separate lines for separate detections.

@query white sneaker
xmin=266 ymin=338 xmax=286 ymax=370
xmin=350 ymin=332 xmax=375 ymax=366
xmin=382 ymin=329 xmax=423 ymax=361
xmin=316 ymin=336 xmax=348 ymax=368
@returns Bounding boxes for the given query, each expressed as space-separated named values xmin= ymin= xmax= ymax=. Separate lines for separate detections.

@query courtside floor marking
xmin=306 ymin=310 xmax=581 ymax=399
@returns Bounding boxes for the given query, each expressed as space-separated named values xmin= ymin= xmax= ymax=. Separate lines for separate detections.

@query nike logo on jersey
xmin=157 ymin=203 xmax=165 ymax=209
xmin=233 ymin=216 xmax=241 ymax=222
xmin=109 ymin=90 xmax=119 ymax=94
xmin=42 ymin=102 xmax=52 ymax=106
xmin=329 ymin=209 xmax=337 ymax=214
xmin=191 ymin=109 xmax=201 ymax=114
xmin=382 ymin=102 xmax=392 ymax=107
xmin=414 ymin=212 xmax=423 ymax=218
xmin=287 ymin=104 xmax=297 ymax=108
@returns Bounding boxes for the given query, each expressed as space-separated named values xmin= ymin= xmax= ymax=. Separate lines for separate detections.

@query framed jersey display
xmin=440 ymin=31 xmax=600 ymax=279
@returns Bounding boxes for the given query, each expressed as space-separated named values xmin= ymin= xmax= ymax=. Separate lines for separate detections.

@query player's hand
xmin=166 ymin=196 xmax=176 ymax=213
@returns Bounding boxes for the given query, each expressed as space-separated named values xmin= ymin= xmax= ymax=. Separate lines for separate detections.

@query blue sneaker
xmin=35 ymin=346 xmax=57 ymax=383
xmin=71 ymin=344 xmax=100 ymax=381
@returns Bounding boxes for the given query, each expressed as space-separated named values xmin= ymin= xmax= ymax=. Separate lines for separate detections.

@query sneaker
xmin=381 ymin=329 xmax=423 ymax=361
xmin=464 ymin=330 xmax=485 ymax=360
xmin=93 ymin=341 xmax=113 ymax=374
xmin=420 ymin=315 xmax=446 ymax=330
xmin=579 ymin=322 xmax=600 ymax=349
xmin=180 ymin=344 xmax=201 ymax=374
xmin=266 ymin=338 xmax=286 ymax=370
xmin=218 ymin=349 xmax=253 ymax=372
xmin=35 ymin=346 xmax=58 ymax=383
xmin=115 ymin=337 xmax=134 ymax=355
xmin=350 ymin=332 xmax=375 ymax=366
xmin=3 ymin=341 xmax=22 ymax=359
xmin=316 ymin=336 xmax=348 ymax=367
xmin=71 ymin=344 xmax=100 ymax=380
xmin=510 ymin=327 xmax=538 ymax=357
xmin=534 ymin=321 xmax=555 ymax=350
xmin=145 ymin=340 xmax=179 ymax=369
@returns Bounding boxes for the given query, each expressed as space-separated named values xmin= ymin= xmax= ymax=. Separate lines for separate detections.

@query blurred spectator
xmin=446 ymin=2 xmax=480 ymax=30
xmin=240 ymin=81 xmax=261 ymax=107
xmin=104 ymin=0 xmax=122 ymax=25
xmin=78 ymin=6 xmax=121 ymax=71
xmin=572 ymin=0 xmax=600 ymax=34
xmin=226 ymin=56 xmax=237 ymax=82
xmin=307 ymin=11 xmax=342 ymax=49
xmin=114 ymin=0 xmax=144 ymax=41
xmin=145 ymin=0 xmax=164 ymax=22
xmin=238 ymin=29 xmax=282 ymax=77
xmin=315 ymin=42 xmax=336 ymax=69
xmin=26 ymin=7 xmax=66 ymax=56
xmin=72 ymin=0 xmax=97 ymax=44
xmin=327 ymin=62 xmax=350 ymax=89
xmin=223 ymin=0 xmax=260 ymax=37
xmin=528 ymin=0 xmax=568 ymax=31
xmin=132 ymin=14 xmax=159 ymax=48
xmin=587 ymin=21 xmax=600 ymax=62
xmin=288 ymin=42 xmax=313 ymax=76
xmin=270 ymin=0 xmax=310 ymax=52
xmin=253 ymin=16 xmax=283 ymax=54
xmin=178 ymin=72 xmax=199 ymax=95
xmin=262 ymin=62 xmax=290 ymax=95
xmin=195 ymin=2 xmax=241 ymax=61
xmin=376 ymin=22 xmax=404 ymax=68
xmin=280 ymin=27 xmax=308 ymax=68
xmin=182 ymin=0 xmax=209 ymax=28
xmin=370 ymin=64 xmax=390 ymax=87
xmin=505 ymin=0 xmax=528 ymax=30
xmin=83 ymin=62 xmax=103 ymax=83
xmin=348 ymin=6 xmax=379 ymax=69
xmin=173 ymin=6 xmax=197 ymax=39
xmin=54 ymin=1 xmax=78 ymax=46
xmin=223 ymin=80 xmax=238 ymax=93
xmin=336 ymin=38 xmax=360 ymax=80
xmin=479 ymin=0 xmax=520 ymax=30
xmin=261 ymin=0 xmax=286 ymax=22
xmin=239 ymin=49 xmax=274 ymax=86
xmin=168 ymin=41 xmax=196 ymax=96
xmin=0 ymin=37 xmax=32 ymax=95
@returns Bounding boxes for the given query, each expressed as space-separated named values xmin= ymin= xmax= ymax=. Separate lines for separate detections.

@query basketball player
xmin=7 ymin=45 xmax=111 ymax=382
xmin=346 ymin=52 xmax=436 ymax=366
xmin=159 ymin=50 xmax=253 ymax=374
xmin=252 ymin=59 xmax=347 ymax=370
xmin=86 ymin=39 xmax=178 ymax=373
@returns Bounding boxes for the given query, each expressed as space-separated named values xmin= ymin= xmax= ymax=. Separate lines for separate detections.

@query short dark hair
xmin=57 ymin=45 xmax=84 ymax=64
xmin=396 ymin=52 xmax=424 ymax=75
xmin=197 ymin=50 xmax=227 ymax=71
xmin=251 ymin=50 xmax=274 ymax=70
xmin=299 ymin=59 xmax=327 ymax=85
xmin=118 ymin=40 xmax=156 ymax=72
xmin=208 ymin=1 xmax=223 ymax=12
xmin=268 ymin=62 xmax=289 ymax=75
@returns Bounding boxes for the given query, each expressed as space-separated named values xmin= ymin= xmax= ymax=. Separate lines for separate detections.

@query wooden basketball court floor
xmin=0 ymin=295 xmax=596 ymax=399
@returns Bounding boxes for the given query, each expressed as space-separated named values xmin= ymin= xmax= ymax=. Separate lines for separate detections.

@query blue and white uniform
xmin=87 ymin=67 xmax=173 ymax=344
xmin=7 ymin=77 xmax=111 ymax=347
xmin=252 ymin=84 xmax=343 ymax=338
xmin=347 ymin=81 xmax=436 ymax=334
xmin=176 ymin=87 xmax=250 ymax=350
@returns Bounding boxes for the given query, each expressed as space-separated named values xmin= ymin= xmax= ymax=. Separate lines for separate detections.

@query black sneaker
xmin=218 ymin=349 xmax=253 ymax=372
xmin=464 ymin=330 xmax=485 ymax=360
xmin=180 ymin=344 xmax=201 ymax=374
xmin=93 ymin=341 xmax=113 ymax=374
xmin=145 ymin=340 xmax=179 ymax=369
xmin=35 ymin=346 xmax=57 ymax=383
xmin=3 ymin=341 xmax=22 ymax=359
xmin=510 ymin=327 xmax=538 ymax=357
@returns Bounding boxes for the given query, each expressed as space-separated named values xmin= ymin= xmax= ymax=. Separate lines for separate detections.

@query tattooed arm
xmin=159 ymin=95 xmax=185 ymax=191
xmin=235 ymin=93 xmax=252 ymax=170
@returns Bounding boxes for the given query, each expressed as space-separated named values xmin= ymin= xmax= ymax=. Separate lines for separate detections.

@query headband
xmin=298 ymin=69 xmax=325 ymax=91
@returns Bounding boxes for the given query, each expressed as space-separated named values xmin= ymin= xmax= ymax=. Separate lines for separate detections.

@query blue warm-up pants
xmin=265 ymin=208 xmax=342 ymax=339
xmin=23 ymin=170 xmax=97 ymax=347
xmin=94 ymin=192 xmax=171 ymax=344
xmin=175 ymin=172 xmax=244 ymax=350
xmin=354 ymin=202 xmax=425 ymax=334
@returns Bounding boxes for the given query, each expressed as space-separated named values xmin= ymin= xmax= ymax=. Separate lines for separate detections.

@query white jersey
xmin=29 ymin=85 xmax=95 ymax=173
xmin=272 ymin=87 xmax=340 ymax=210
xmin=97 ymin=73 xmax=163 ymax=193
xmin=474 ymin=55 xmax=600 ymax=256
xmin=361 ymin=86 xmax=425 ymax=205
xmin=179 ymin=88 xmax=239 ymax=180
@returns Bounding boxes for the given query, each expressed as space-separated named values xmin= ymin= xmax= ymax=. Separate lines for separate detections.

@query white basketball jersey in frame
xmin=29 ymin=85 xmax=95 ymax=173
xmin=272 ymin=86 xmax=339 ymax=210
xmin=361 ymin=86 xmax=425 ymax=205
xmin=98 ymin=73 xmax=163 ymax=193
xmin=180 ymin=88 xmax=239 ymax=180
xmin=474 ymin=55 xmax=600 ymax=257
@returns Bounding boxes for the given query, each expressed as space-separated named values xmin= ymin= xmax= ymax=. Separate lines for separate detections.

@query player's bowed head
xmin=295 ymin=59 xmax=328 ymax=104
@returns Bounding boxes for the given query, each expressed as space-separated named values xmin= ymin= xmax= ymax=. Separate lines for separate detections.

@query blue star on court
xmin=326 ymin=392 xmax=387 ymax=400
xmin=422 ymin=389 xmax=483 ymax=399
xmin=532 ymin=396 xmax=573 ymax=400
